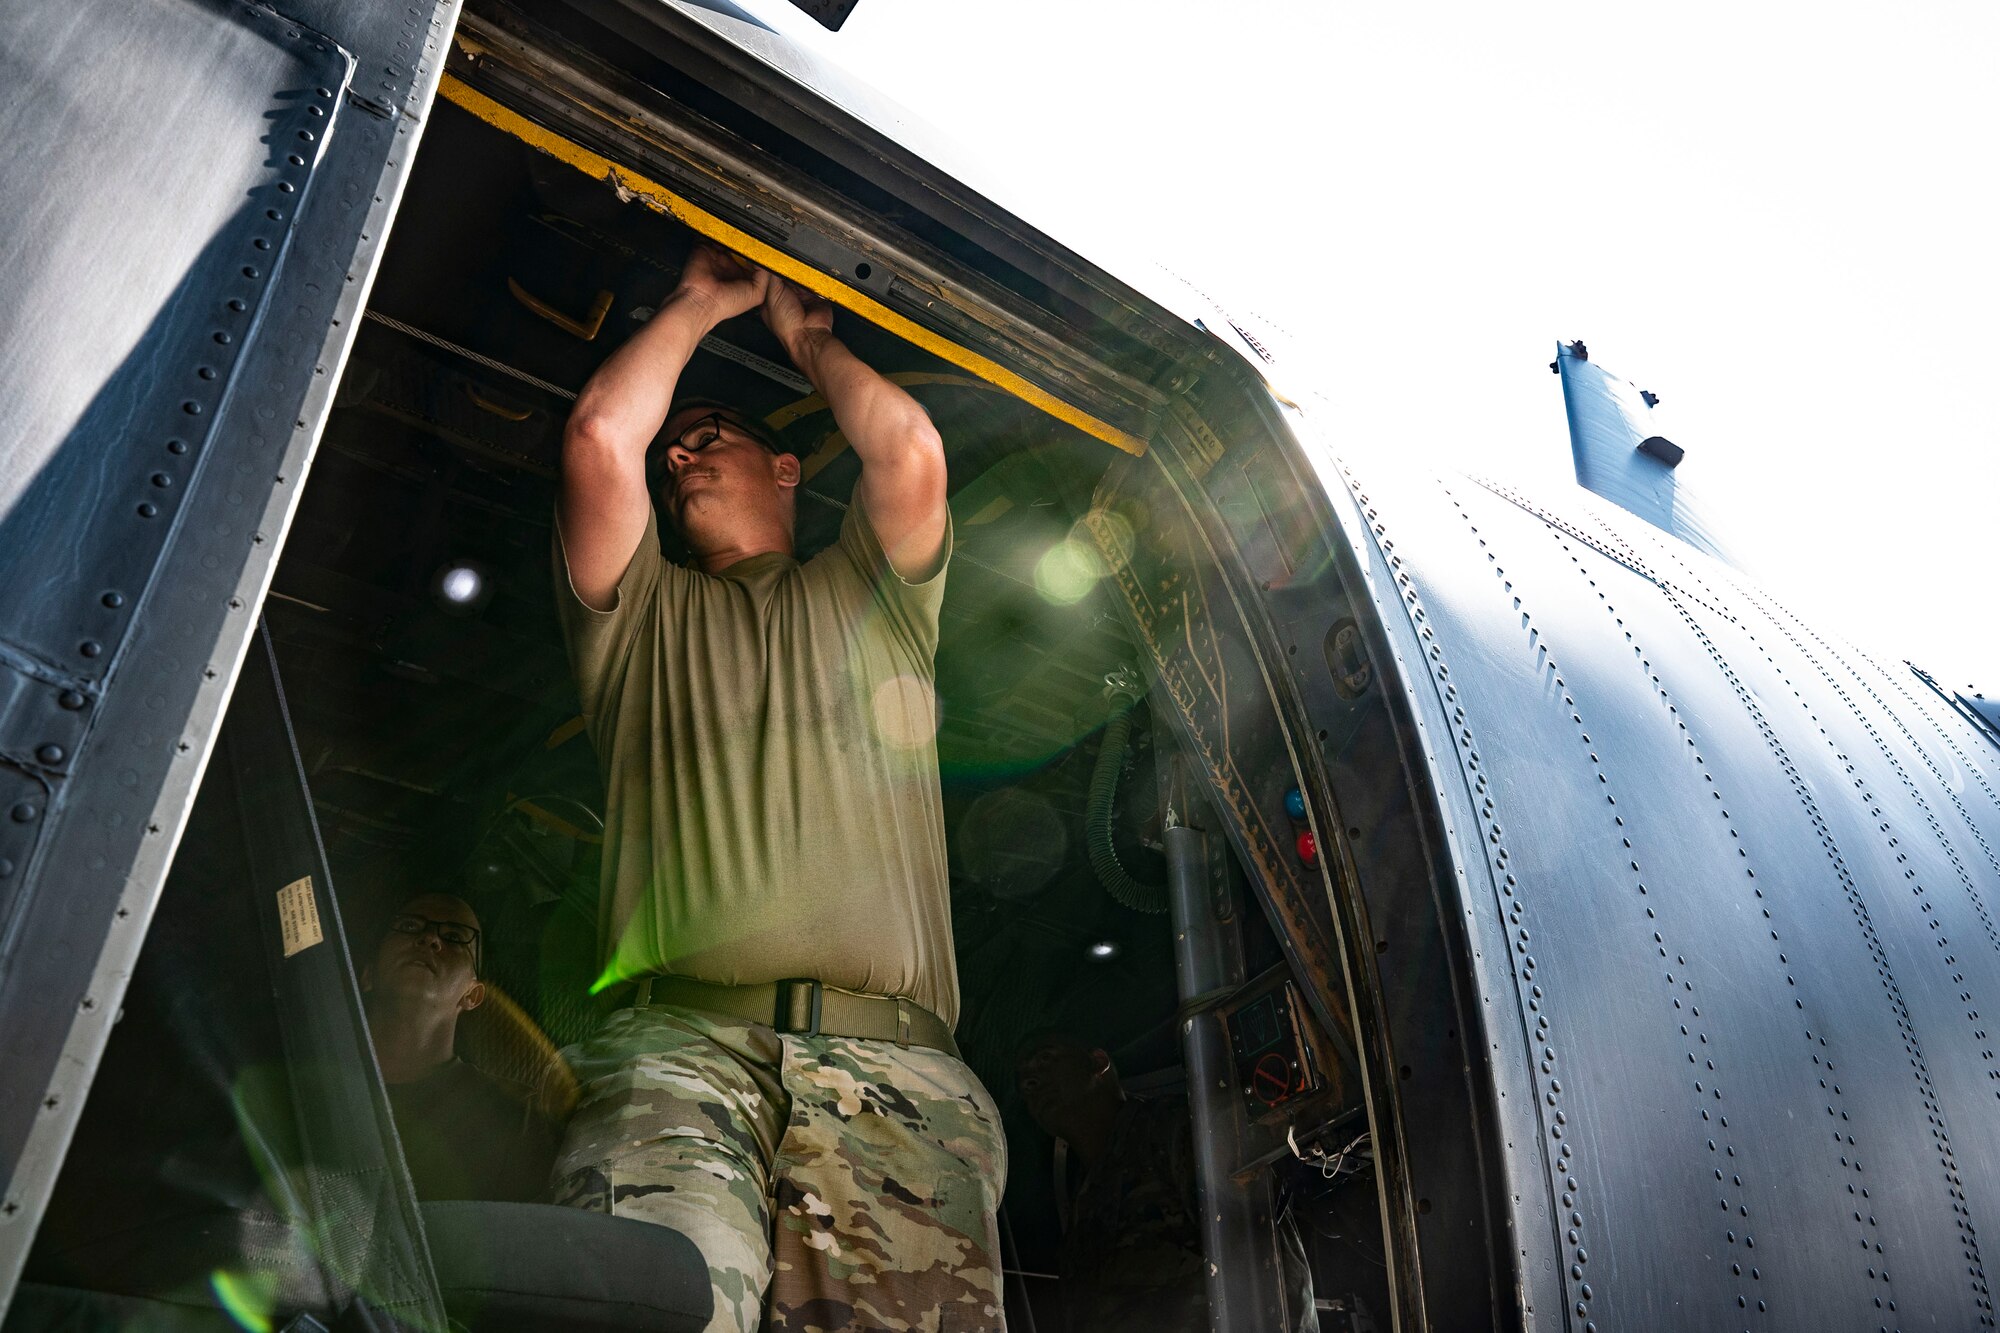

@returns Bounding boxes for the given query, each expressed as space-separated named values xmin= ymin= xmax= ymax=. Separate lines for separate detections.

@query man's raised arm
xmin=559 ymin=245 xmax=770 ymax=609
xmin=762 ymin=281 xmax=947 ymax=580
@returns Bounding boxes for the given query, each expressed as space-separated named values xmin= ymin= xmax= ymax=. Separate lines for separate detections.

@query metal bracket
xmin=507 ymin=276 xmax=614 ymax=340
xmin=345 ymin=89 xmax=397 ymax=121
xmin=1103 ymin=664 xmax=1144 ymax=704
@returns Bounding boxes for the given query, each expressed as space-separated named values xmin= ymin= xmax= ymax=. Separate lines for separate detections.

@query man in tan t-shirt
xmin=550 ymin=241 xmax=1005 ymax=1333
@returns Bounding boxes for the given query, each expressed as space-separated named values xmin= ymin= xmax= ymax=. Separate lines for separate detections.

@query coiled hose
xmin=1087 ymin=684 xmax=1169 ymax=914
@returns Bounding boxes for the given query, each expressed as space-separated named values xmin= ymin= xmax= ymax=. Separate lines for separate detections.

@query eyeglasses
xmin=671 ymin=412 xmax=732 ymax=454
xmin=387 ymin=914 xmax=481 ymax=971
xmin=648 ymin=412 xmax=781 ymax=496
xmin=667 ymin=412 xmax=779 ymax=457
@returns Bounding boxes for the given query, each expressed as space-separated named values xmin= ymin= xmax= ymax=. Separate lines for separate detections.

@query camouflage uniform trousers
xmin=552 ymin=1004 xmax=1008 ymax=1333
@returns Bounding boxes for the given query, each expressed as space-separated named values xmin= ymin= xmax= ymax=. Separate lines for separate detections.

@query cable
xmin=362 ymin=309 xmax=809 ymax=397
xmin=364 ymin=310 xmax=578 ymax=399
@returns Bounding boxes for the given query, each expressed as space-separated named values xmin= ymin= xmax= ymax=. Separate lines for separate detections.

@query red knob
xmin=1296 ymin=830 xmax=1318 ymax=867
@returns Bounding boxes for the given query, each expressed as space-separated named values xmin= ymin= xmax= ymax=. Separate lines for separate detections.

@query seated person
xmin=361 ymin=892 xmax=558 ymax=1203
xmin=1017 ymin=1031 xmax=1318 ymax=1333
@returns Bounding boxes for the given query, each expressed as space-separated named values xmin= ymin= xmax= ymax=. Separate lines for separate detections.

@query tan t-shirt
xmin=555 ymin=502 xmax=959 ymax=1027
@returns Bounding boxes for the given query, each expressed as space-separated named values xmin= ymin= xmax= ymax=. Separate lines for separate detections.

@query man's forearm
xmin=568 ymin=289 xmax=721 ymax=455
xmin=783 ymin=322 xmax=947 ymax=578
xmin=559 ymin=288 xmax=728 ymax=609
xmin=786 ymin=328 xmax=938 ymax=468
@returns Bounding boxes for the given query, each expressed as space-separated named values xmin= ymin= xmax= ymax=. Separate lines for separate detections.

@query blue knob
xmin=1283 ymin=788 xmax=1307 ymax=821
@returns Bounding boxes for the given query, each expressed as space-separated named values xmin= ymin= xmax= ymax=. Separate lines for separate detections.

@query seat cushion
xmin=420 ymin=1201 xmax=712 ymax=1332
xmin=2 ymin=1282 xmax=240 ymax=1332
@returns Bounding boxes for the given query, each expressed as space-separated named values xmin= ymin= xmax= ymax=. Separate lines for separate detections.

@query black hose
xmin=1087 ymin=696 xmax=1169 ymax=914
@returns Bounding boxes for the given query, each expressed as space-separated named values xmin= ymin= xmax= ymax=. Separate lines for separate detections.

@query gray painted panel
xmin=0 ymin=0 xmax=344 ymax=942
xmin=0 ymin=0 xmax=348 ymax=1141
xmin=0 ymin=0 xmax=460 ymax=1304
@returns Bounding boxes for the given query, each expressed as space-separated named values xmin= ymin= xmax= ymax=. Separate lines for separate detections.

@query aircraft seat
xmin=2 ymin=1282 xmax=242 ymax=1331
xmin=9 ymin=1205 xmax=336 ymax=1331
xmin=422 ymin=1200 xmax=712 ymax=1331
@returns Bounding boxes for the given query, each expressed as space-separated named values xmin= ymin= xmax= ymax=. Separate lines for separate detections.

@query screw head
xmin=10 ymin=802 xmax=38 ymax=823
xmin=58 ymin=689 xmax=87 ymax=709
xmin=36 ymin=745 xmax=63 ymax=764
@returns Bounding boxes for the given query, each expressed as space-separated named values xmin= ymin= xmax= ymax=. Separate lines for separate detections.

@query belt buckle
xmin=777 ymin=978 xmax=823 ymax=1038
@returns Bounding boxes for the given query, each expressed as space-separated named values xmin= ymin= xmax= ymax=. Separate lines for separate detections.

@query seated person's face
xmin=363 ymin=892 xmax=485 ymax=1015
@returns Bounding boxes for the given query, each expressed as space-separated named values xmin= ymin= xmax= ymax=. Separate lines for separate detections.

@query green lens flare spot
xmin=1033 ymin=537 xmax=1104 ymax=606
xmin=211 ymin=1268 xmax=278 ymax=1332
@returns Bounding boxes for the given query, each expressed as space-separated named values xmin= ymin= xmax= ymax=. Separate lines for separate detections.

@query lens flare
xmin=1033 ymin=538 xmax=1105 ymax=606
xmin=956 ymin=787 xmax=1066 ymax=899
xmin=210 ymin=1268 xmax=277 ymax=1332
xmin=873 ymin=673 xmax=939 ymax=750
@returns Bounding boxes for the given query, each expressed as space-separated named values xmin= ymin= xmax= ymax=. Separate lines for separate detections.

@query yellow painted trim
xmin=545 ymin=715 xmax=587 ymax=749
xmin=800 ymin=430 xmax=849 ymax=483
xmin=436 ymin=75 xmax=1146 ymax=456
xmin=964 ymin=495 xmax=1015 ymax=526
xmin=768 ymin=371 xmax=1003 ymax=480
xmin=514 ymin=797 xmax=605 ymax=846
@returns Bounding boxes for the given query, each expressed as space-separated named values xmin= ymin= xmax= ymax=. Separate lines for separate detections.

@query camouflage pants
xmin=552 ymin=1005 xmax=1008 ymax=1333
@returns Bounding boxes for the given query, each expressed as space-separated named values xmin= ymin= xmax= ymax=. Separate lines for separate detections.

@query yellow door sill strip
xmin=436 ymin=74 xmax=1146 ymax=457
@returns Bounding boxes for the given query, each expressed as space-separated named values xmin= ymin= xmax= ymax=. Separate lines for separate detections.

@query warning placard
xmin=277 ymin=876 xmax=324 ymax=958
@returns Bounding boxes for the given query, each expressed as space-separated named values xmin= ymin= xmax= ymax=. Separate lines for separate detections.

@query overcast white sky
xmin=812 ymin=1 xmax=1995 ymax=690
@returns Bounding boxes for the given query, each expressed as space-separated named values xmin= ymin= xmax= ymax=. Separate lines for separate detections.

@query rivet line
xmin=1539 ymin=506 xmax=1891 ymax=1318
xmin=1342 ymin=461 xmax=1593 ymax=1324
xmin=1449 ymin=481 xmax=1755 ymax=1322
xmin=1650 ymin=549 xmax=1992 ymax=1324
xmin=1738 ymin=583 xmax=2000 ymax=917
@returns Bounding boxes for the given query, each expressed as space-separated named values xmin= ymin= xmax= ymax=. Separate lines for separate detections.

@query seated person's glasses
xmin=389 ymin=914 xmax=478 ymax=946
xmin=387 ymin=914 xmax=481 ymax=972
